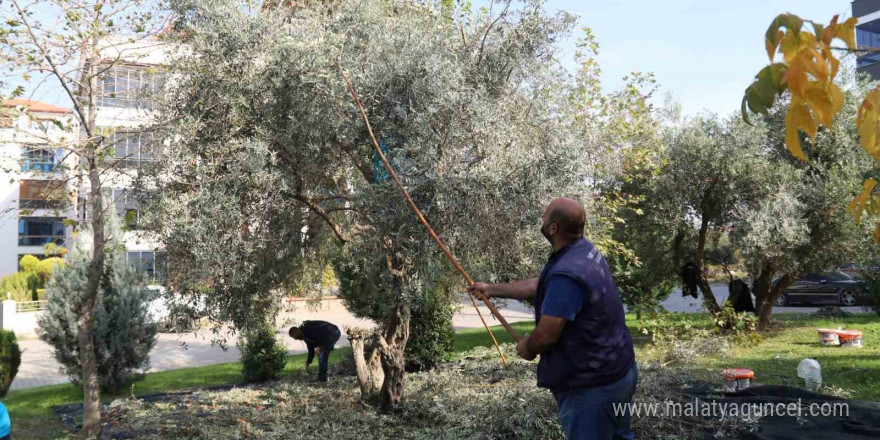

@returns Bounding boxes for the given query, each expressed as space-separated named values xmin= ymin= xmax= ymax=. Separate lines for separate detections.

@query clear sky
xmin=11 ymin=0 xmax=855 ymax=118
xmin=497 ymin=0 xmax=855 ymax=118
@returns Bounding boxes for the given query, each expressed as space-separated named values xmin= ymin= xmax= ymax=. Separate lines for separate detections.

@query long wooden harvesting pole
xmin=340 ymin=69 xmax=522 ymax=365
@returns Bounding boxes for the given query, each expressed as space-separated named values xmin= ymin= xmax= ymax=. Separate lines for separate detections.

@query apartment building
xmin=854 ymin=0 xmax=880 ymax=79
xmin=89 ymin=37 xmax=171 ymax=283
xmin=0 ymin=99 xmax=79 ymax=277
xmin=0 ymin=38 xmax=171 ymax=282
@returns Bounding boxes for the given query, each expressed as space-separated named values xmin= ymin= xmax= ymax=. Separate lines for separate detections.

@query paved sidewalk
xmin=12 ymin=297 xmax=533 ymax=391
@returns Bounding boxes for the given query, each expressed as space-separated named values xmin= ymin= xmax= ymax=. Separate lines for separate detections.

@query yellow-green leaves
xmin=784 ymin=100 xmax=814 ymax=161
xmin=743 ymin=14 xmax=857 ymax=160
xmin=848 ymin=178 xmax=877 ymax=223
xmin=741 ymin=63 xmax=787 ymax=123
xmin=765 ymin=13 xmax=803 ymax=61
xmin=847 ymin=178 xmax=880 ymax=241
xmin=858 ymin=88 xmax=880 ymax=161
xmin=746 ymin=13 xmax=880 ymax=240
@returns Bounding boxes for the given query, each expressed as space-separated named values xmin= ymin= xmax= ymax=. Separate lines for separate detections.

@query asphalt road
xmin=662 ymin=284 xmax=868 ymax=314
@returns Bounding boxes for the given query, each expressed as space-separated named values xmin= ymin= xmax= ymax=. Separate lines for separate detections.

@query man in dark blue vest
xmin=468 ymin=198 xmax=637 ymax=440
xmin=289 ymin=320 xmax=342 ymax=382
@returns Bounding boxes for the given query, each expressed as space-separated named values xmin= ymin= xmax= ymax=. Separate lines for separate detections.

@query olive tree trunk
xmin=750 ymin=262 xmax=795 ymax=330
xmin=346 ymin=306 xmax=411 ymax=410
xmin=378 ymin=305 xmax=410 ymax=410
xmin=696 ymin=214 xmax=722 ymax=313
xmin=347 ymin=327 xmax=384 ymax=398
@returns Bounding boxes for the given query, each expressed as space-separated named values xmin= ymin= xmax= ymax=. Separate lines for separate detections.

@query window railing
xmin=20 ymin=161 xmax=59 ymax=173
xmin=19 ymin=199 xmax=65 ymax=210
xmin=18 ymin=236 xmax=65 ymax=246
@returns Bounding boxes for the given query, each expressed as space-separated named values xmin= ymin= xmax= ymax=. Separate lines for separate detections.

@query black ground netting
xmin=685 ymin=385 xmax=880 ymax=440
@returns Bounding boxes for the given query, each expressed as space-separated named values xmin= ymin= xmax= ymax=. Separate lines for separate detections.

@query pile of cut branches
xmin=82 ymin=345 xmax=751 ymax=439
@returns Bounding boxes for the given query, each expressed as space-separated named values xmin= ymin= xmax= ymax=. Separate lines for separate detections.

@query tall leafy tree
xmin=0 ymin=0 xmax=167 ymax=433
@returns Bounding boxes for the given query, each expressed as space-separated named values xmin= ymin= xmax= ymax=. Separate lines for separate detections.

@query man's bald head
xmin=542 ymin=198 xmax=586 ymax=243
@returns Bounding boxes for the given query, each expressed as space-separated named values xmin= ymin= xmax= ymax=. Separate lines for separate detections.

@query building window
xmin=19 ymin=180 xmax=66 ymax=210
xmin=113 ymin=190 xmax=140 ymax=227
xmin=19 ymin=217 xmax=65 ymax=246
xmin=127 ymin=251 xmax=167 ymax=282
xmin=96 ymin=65 xmax=163 ymax=109
xmin=858 ymin=26 xmax=880 ymax=67
xmin=21 ymin=146 xmax=62 ymax=172
xmin=77 ymin=190 xmax=142 ymax=224
xmin=106 ymin=130 xmax=157 ymax=168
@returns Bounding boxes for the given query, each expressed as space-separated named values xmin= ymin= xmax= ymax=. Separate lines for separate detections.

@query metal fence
xmin=16 ymin=300 xmax=49 ymax=313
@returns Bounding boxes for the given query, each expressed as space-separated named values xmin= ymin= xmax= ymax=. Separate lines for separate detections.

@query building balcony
xmin=20 ymin=146 xmax=63 ymax=173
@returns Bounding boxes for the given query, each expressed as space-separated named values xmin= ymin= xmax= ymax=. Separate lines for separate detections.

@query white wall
xmin=0 ymin=134 xmax=20 ymax=277
xmin=7 ymin=310 xmax=43 ymax=337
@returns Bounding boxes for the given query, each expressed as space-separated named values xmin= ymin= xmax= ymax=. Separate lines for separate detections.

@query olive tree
xmin=143 ymin=0 xmax=650 ymax=408
xmin=646 ymin=73 xmax=871 ymax=328
xmin=653 ymin=115 xmax=771 ymax=313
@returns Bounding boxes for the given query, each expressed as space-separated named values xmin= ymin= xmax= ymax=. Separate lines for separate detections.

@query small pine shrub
xmin=38 ymin=233 xmax=158 ymax=393
xmin=239 ymin=323 xmax=287 ymax=383
xmin=0 ymin=330 xmax=21 ymax=397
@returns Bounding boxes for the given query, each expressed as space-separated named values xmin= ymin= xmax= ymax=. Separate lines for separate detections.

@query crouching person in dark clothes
xmin=289 ymin=320 xmax=342 ymax=382
xmin=469 ymin=198 xmax=638 ymax=440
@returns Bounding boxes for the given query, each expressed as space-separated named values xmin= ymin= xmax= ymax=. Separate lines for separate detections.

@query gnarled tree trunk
xmin=378 ymin=305 xmax=410 ymax=410
xmin=346 ymin=306 xmax=411 ymax=410
xmin=347 ymin=327 xmax=384 ymax=399
xmin=750 ymin=262 xmax=794 ymax=330
xmin=696 ymin=214 xmax=722 ymax=313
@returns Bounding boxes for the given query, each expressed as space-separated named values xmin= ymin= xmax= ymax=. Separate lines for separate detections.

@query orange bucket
xmin=837 ymin=330 xmax=863 ymax=348
xmin=721 ymin=369 xmax=755 ymax=391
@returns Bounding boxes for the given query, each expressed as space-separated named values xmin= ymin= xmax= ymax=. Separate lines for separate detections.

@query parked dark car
xmin=774 ymin=271 xmax=864 ymax=306
xmin=837 ymin=263 xmax=861 ymax=277
xmin=836 ymin=262 xmax=880 ymax=279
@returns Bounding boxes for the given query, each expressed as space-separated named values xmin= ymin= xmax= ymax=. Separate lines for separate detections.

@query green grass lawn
xmin=8 ymin=313 xmax=880 ymax=439
xmin=693 ymin=313 xmax=880 ymax=400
